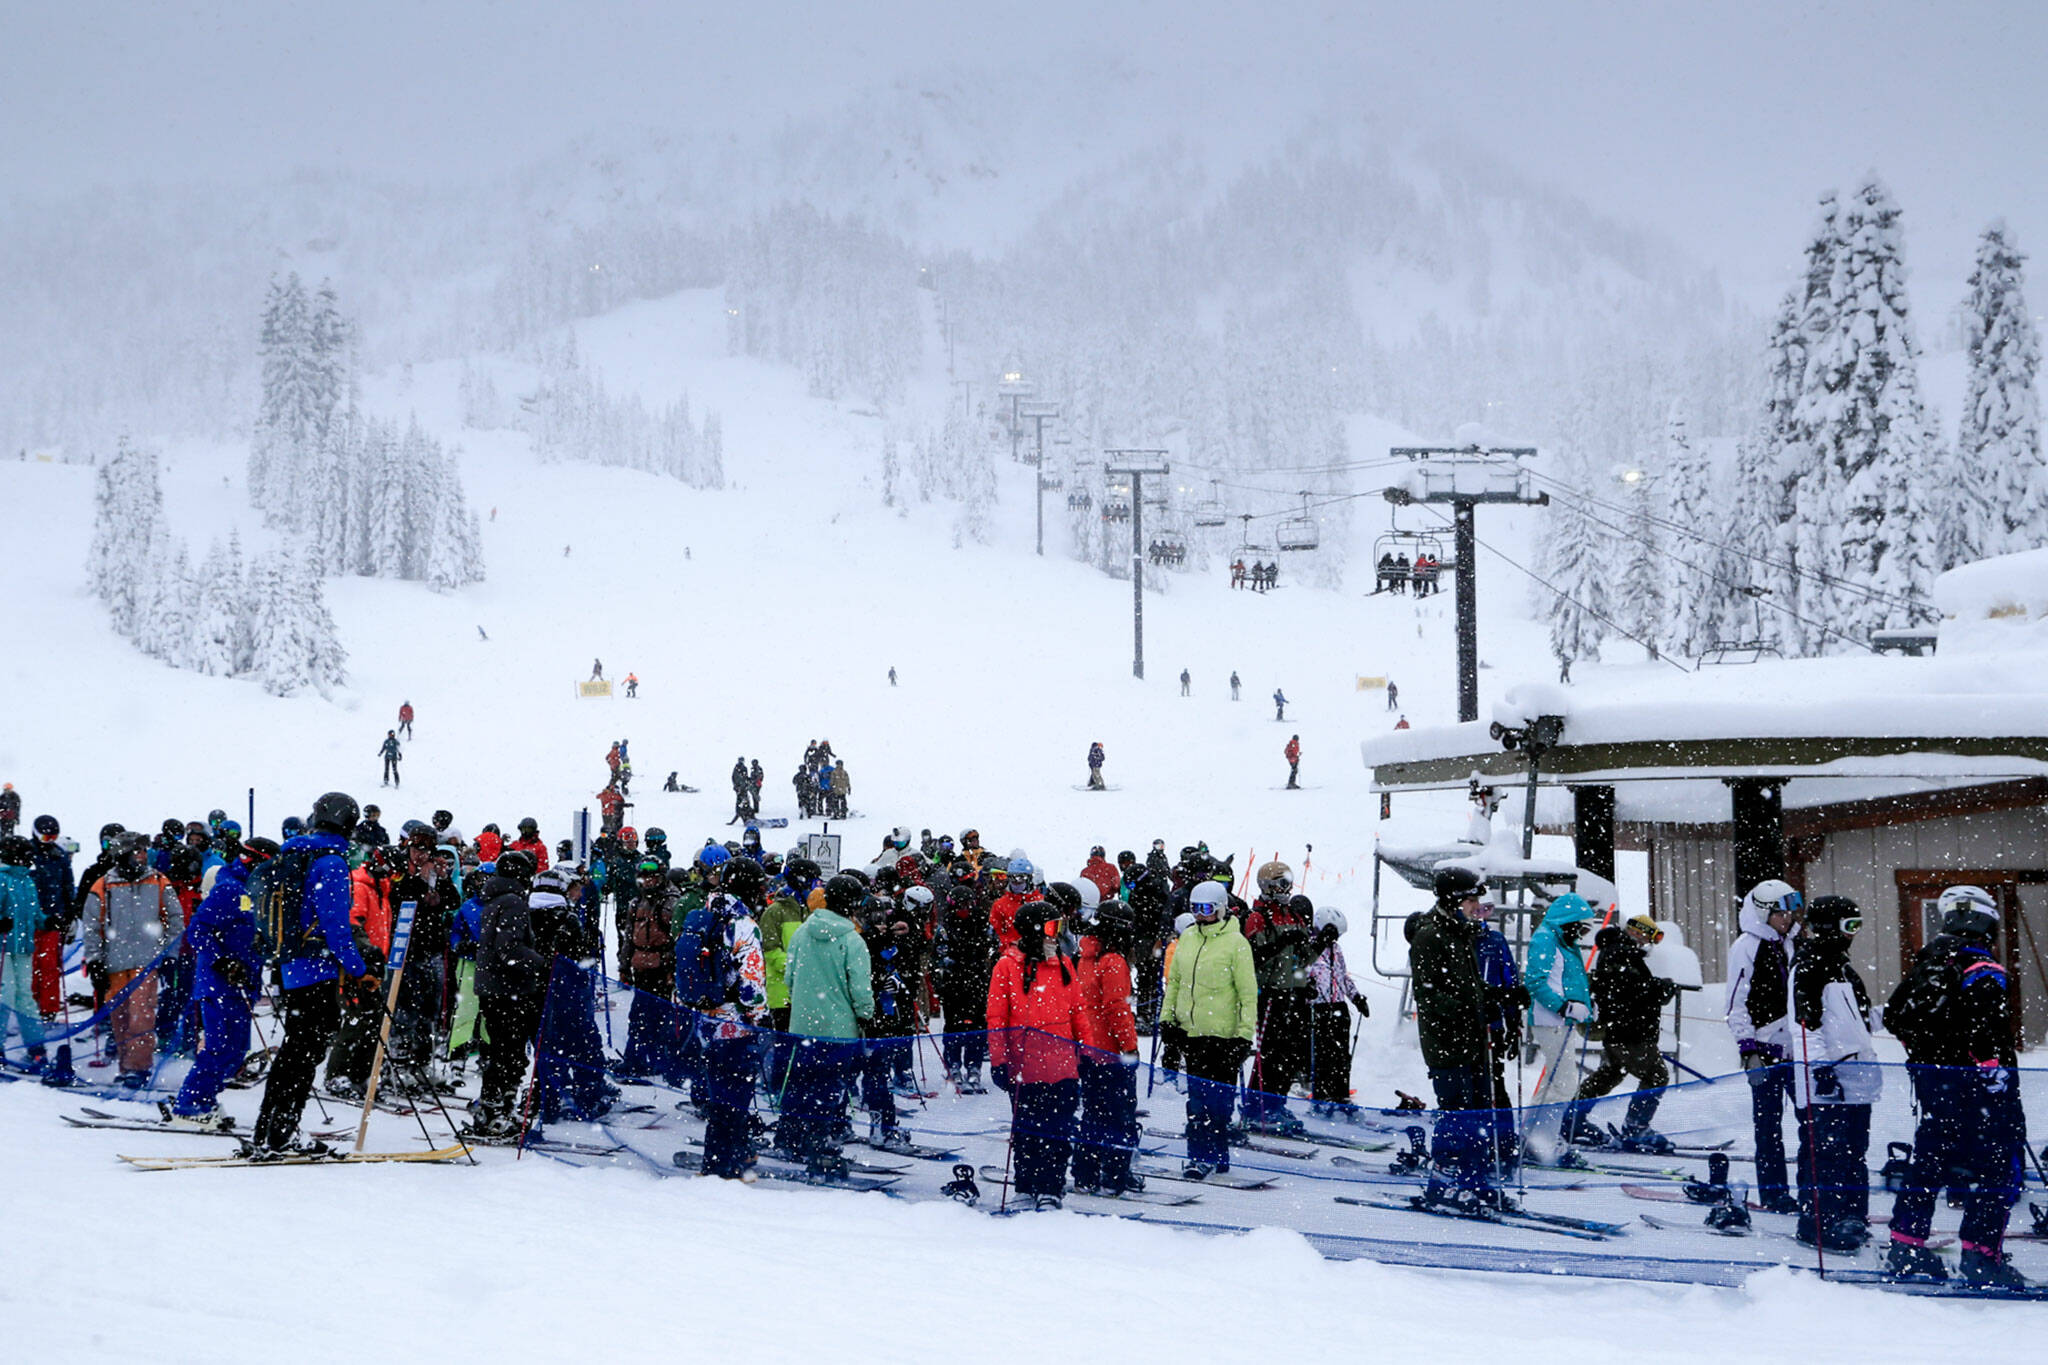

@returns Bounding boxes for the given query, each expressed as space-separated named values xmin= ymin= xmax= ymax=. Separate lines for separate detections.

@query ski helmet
xmin=98 ymin=822 xmax=126 ymax=850
xmin=0 ymin=835 xmax=33 ymax=867
xmin=786 ymin=857 xmax=821 ymax=888
xmin=495 ymin=848 xmax=537 ymax=882
xmin=32 ymin=814 xmax=58 ymax=839
xmin=433 ymin=810 xmax=453 ymax=830
xmin=1938 ymin=885 xmax=1999 ymax=942
xmin=1044 ymin=882 xmax=1083 ymax=917
xmin=281 ymin=816 xmax=305 ymax=839
xmin=903 ymin=885 xmax=935 ymax=912
xmin=1432 ymin=866 xmax=1485 ymax=905
xmin=1015 ymin=900 xmax=1060 ymax=945
xmin=621 ymin=826 xmax=639 ymax=844
xmin=243 ymin=836 xmax=281 ymax=863
xmin=1075 ymin=878 xmax=1101 ymax=910
xmin=1188 ymin=881 xmax=1229 ymax=918
xmin=824 ymin=873 xmax=867 ymax=915
xmin=696 ymin=843 xmax=731 ymax=870
xmin=1256 ymin=861 xmax=1293 ymax=898
xmin=115 ymin=830 xmax=151 ymax=874
xmin=1008 ymin=856 xmax=1036 ymax=886
xmin=1173 ymin=911 xmax=1197 ymax=937
xmin=518 ymin=817 xmax=539 ymax=835
xmin=644 ymin=827 xmax=667 ymax=845
xmin=1313 ymin=906 xmax=1349 ymax=937
xmin=310 ymin=792 xmax=360 ymax=836
xmin=636 ymin=857 xmax=664 ymax=878
xmin=1744 ymin=880 xmax=1803 ymax=922
xmin=207 ymin=808 xmax=227 ymax=830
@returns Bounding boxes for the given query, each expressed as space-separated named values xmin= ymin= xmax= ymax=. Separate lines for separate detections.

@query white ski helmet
xmin=1188 ymin=881 xmax=1229 ymax=917
xmin=1173 ymin=912 xmax=1197 ymax=936
xmin=903 ymin=885 xmax=936 ymax=910
xmin=1075 ymin=879 xmax=1101 ymax=910
xmin=1937 ymin=884 xmax=1999 ymax=940
xmin=1744 ymin=879 xmax=1802 ymax=921
xmin=1313 ymin=906 xmax=1348 ymax=937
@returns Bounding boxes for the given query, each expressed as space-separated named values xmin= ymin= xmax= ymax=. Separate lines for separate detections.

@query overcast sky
xmin=4 ymin=1 xmax=2042 ymax=308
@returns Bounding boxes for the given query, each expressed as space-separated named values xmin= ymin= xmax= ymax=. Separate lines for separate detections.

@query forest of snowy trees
xmin=510 ymin=333 xmax=725 ymax=488
xmin=251 ymin=275 xmax=486 ymax=589
xmin=1539 ymin=179 xmax=2044 ymax=664
xmin=87 ymin=438 xmax=347 ymax=697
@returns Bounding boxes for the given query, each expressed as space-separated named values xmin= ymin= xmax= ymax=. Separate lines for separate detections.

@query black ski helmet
xmin=98 ymin=822 xmax=126 ymax=850
xmin=824 ymin=873 xmax=866 ymax=915
xmin=495 ymin=848 xmax=537 ymax=882
xmin=433 ymin=809 xmax=454 ymax=830
xmin=310 ymin=792 xmax=360 ymax=835
xmin=1044 ymin=882 xmax=1084 ymax=917
xmin=518 ymin=817 xmax=539 ymax=835
xmin=722 ymin=858 xmax=767 ymax=902
xmin=32 ymin=814 xmax=59 ymax=839
xmin=0 ymin=835 xmax=33 ymax=867
xmin=1807 ymin=895 xmax=1862 ymax=940
xmin=243 ymin=836 xmax=282 ymax=862
xmin=1432 ymin=866 xmax=1486 ymax=906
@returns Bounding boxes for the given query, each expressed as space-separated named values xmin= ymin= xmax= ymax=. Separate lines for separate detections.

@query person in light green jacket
xmin=779 ymin=874 xmax=875 ymax=1178
xmin=1162 ymin=881 xmax=1257 ymax=1177
xmin=758 ymin=859 xmax=821 ymax=1098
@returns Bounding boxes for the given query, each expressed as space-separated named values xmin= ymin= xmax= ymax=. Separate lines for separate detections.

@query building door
xmin=1895 ymin=870 xmax=2048 ymax=1047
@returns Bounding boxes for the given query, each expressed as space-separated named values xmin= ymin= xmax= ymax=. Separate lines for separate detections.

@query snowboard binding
xmin=1389 ymin=1125 xmax=1430 ymax=1176
xmin=942 ymin=1163 xmax=981 ymax=1207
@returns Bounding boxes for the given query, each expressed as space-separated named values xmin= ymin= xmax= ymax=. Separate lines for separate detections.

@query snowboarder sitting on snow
xmin=1570 ymin=914 xmax=1678 ymax=1153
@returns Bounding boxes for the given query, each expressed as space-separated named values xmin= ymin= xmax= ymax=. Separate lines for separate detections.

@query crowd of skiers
xmin=791 ymin=742 xmax=849 ymax=821
xmin=0 ymin=782 xmax=2033 ymax=1278
xmin=1405 ymin=866 xmax=2032 ymax=1289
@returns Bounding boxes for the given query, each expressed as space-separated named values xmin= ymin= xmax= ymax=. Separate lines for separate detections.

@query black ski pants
xmin=253 ymin=981 xmax=342 ymax=1150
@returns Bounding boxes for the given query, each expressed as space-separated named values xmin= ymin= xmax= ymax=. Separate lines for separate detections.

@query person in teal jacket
xmin=1523 ymin=893 xmax=1600 ymax=1160
xmin=0 ymin=838 xmax=49 ymax=1067
xmin=780 ymin=874 xmax=875 ymax=1178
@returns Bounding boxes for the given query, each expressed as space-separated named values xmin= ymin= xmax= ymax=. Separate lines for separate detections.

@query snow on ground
xmin=4 ymin=289 xmax=2043 ymax=1354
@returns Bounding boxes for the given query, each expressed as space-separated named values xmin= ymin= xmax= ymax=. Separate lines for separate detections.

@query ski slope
xmin=4 ymin=289 xmax=2038 ymax=1356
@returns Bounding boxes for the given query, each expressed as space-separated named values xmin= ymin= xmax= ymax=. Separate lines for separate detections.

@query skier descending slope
xmin=1882 ymin=885 xmax=2030 ymax=1289
xmin=250 ymin=793 xmax=369 ymax=1159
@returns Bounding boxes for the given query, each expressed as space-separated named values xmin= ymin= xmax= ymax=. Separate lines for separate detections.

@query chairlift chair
xmin=1275 ymin=492 xmax=1319 ymax=552
xmin=1192 ymin=479 xmax=1228 ymax=528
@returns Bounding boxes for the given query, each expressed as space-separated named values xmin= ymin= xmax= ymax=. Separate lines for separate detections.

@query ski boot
xmin=958 ymin=1068 xmax=988 ymax=1096
xmin=1961 ymin=1245 xmax=2029 ymax=1291
xmin=942 ymin=1163 xmax=981 ymax=1206
xmin=1103 ymin=1168 xmax=1147 ymax=1196
xmin=325 ymin=1075 xmax=364 ymax=1102
xmin=1263 ymin=1108 xmax=1308 ymax=1139
xmin=890 ymin=1074 xmax=922 ymax=1099
xmin=2031 ymin=1201 xmax=2048 ymax=1239
xmin=158 ymin=1102 xmax=235 ymax=1133
xmin=242 ymin=1136 xmax=335 ymax=1163
xmin=870 ymin=1122 xmax=915 ymax=1155
xmin=1756 ymin=1189 xmax=1801 ymax=1216
xmin=115 ymin=1070 xmax=148 ymax=1090
xmin=805 ymin=1152 xmax=851 ymax=1184
xmin=38 ymin=1043 xmax=78 ymax=1088
xmin=1181 ymin=1161 xmax=1213 ymax=1182
xmin=1033 ymin=1194 xmax=1065 ymax=1212
xmin=1884 ymin=1238 xmax=1949 ymax=1282
xmin=1614 ymin=1126 xmax=1674 ymax=1155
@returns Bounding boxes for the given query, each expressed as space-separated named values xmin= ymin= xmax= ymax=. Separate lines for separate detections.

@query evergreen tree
xmin=880 ymin=428 xmax=901 ymax=509
xmin=1539 ymin=444 xmax=1610 ymax=672
xmin=1658 ymin=401 xmax=1715 ymax=656
xmin=1804 ymin=177 xmax=1937 ymax=638
xmin=1957 ymin=221 xmax=2045 ymax=558
xmin=247 ymin=548 xmax=307 ymax=697
xmin=192 ymin=539 xmax=240 ymax=676
xmin=1614 ymin=473 xmax=1667 ymax=659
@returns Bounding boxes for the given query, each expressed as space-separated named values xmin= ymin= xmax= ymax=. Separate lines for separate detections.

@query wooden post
xmin=353 ymin=900 xmax=418 ymax=1154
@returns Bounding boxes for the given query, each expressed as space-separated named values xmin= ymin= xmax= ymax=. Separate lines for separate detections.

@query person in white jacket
xmin=1725 ymin=879 xmax=1803 ymax=1214
xmin=1787 ymin=894 xmax=1880 ymax=1253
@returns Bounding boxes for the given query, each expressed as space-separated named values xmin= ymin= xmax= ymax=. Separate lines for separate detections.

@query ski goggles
xmin=1837 ymin=915 xmax=1864 ymax=935
xmin=1760 ymin=889 xmax=1804 ymax=917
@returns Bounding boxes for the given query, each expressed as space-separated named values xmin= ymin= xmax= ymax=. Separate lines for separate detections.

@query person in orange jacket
xmin=1065 ymin=883 xmax=1143 ymax=1195
xmin=350 ymin=846 xmax=393 ymax=957
xmin=986 ymin=899 xmax=1085 ymax=1210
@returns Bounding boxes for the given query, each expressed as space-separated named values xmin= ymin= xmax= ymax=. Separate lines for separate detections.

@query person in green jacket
xmin=1408 ymin=867 xmax=1503 ymax=1208
xmin=1163 ymin=880 xmax=1257 ymax=1179
xmin=758 ymin=858 xmax=820 ymax=1102
xmin=779 ymin=873 xmax=874 ymax=1179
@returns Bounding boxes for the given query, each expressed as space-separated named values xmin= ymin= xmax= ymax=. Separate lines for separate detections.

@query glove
xmin=1738 ymin=1041 xmax=1782 ymax=1072
xmin=0 ymin=916 xmax=11 ymax=935
xmin=1351 ymin=994 xmax=1371 ymax=1018
xmin=1811 ymin=1064 xmax=1842 ymax=1100
xmin=1223 ymin=1038 xmax=1253 ymax=1071
xmin=1118 ymin=1051 xmax=1140 ymax=1069
xmin=213 ymin=958 xmax=250 ymax=992
xmin=1562 ymin=1002 xmax=1591 ymax=1024
xmin=990 ymin=1064 xmax=1011 ymax=1093
xmin=1977 ymin=1059 xmax=2013 ymax=1095
xmin=1161 ymin=1023 xmax=1187 ymax=1051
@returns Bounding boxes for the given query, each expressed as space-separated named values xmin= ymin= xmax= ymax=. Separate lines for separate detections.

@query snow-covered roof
xmin=1935 ymin=547 xmax=2048 ymax=654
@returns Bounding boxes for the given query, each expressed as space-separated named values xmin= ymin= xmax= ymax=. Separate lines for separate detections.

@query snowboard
xmin=1328 ymin=1152 xmax=1587 ymax=1190
xmin=1070 ymin=784 xmax=1124 ymax=793
xmin=120 ymin=1143 xmax=471 ymax=1171
xmin=977 ymin=1165 xmax=1201 ymax=1208
xmin=1144 ymin=1126 xmax=1315 ymax=1160
xmin=669 ymin=1148 xmax=900 ymax=1191
xmin=851 ymin=1133 xmax=958 ymax=1161
xmin=1334 ymin=1193 xmax=1623 ymax=1241
xmin=1135 ymin=1162 xmax=1275 ymax=1191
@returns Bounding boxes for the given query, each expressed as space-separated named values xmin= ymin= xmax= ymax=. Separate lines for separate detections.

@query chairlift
xmin=1370 ymin=516 xmax=1451 ymax=594
xmin=1067 ymin=487 xmax=1094 ymax=512
xmin=1101 ymin=495 xmax=1132 ymax=524
xmin=1275 ymin=492 xmax=1319 ymax=552
xmin=1192 ymin=479 xmax=1228 ymax=528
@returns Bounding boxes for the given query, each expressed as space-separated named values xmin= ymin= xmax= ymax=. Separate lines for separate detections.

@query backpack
xmin=251 ymin=847 xmax=316 ymax=965
xmin=674 ymin=898 xmax=736 ymax=1011
xmin=1883 ymin=944 xmax=1958 ymax=1056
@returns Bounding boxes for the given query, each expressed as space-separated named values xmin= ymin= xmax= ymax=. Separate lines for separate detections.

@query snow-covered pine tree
xmin=1805 ymin=177 xmax=1937 ymax=640
xmin=1658 ymin=401 xmax=1715 ymax=656
xmin=250 ymin=274 xmax=316 ymax=518
xmin=369 ymin=418 xmax=408 ymax=577
xmin=1539 ymin=444 xmax=1610 ymax=672
xmin=225 ymin=531 xmax=255 ymax=674
xmin=298 ymin=544 xmax=348 ymax=694
xmin=1613 ymin=471 xmax=1667 ymax=659
xmin=247 ymin=548 xmax=306 ymax=697
xmin=880 ymin=428 xmax=901 ymax=509
xmin=699 ymin=411 xmax=724 ymax=489
xmin=86 ymin=436 xmax=167 ymax=641
xmin=140 ymin=530 xmax=195 ymax=668
xmin=191 ymin=539 xmax=240 ymax=676
xmin=1957 ymin=221 xmax=2045 ymax=558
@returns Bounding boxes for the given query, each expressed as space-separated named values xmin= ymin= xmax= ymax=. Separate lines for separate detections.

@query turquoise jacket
xmin=1525 ymin=894 xmax=1597 ymax=1027
xmin=785 ymin=907 xmax=874 ymax=1039
xmin=0 ymin=864 xmax=41 ymax=956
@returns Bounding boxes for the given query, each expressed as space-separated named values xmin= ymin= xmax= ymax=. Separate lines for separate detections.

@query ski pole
xmin=1797 ymin=1022 xmax=1824 ymax=1277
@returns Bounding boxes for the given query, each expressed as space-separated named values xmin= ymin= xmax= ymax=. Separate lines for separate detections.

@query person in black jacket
xmin=1883 ymin=886 xmax=2029 ymax=1289
xmin=387 ymin=848 xmax=458 ymax=1070
xmin=935 ymin=863 xmax=994 ymax=1092
xmin=1408 ymin=867 xmax=1501 ymax=1208
xmin=1570 ymin=916 xmax=1678 ymax=1152
xmin=471 ymin=850 xmax=541 ymax=1137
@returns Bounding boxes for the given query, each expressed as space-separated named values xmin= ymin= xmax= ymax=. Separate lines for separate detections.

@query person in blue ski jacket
xmin=1474 ymin=899 xmax=1525 ymax=1163
xmin=0 ymin=838 xmax=49 ymax=1067
xmin=1522 ymin=892 xmax=1598 ymax=1159
xmin=169 ymin=840 xmax=277 ymax=1122
xmin=250 ymin=793 xmax=370 ymax=1156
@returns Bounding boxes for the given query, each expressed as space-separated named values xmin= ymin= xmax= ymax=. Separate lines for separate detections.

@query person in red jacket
xmin=1284 ymin=734 xmax=1302 ymax=789
xmin=988 ymin=857 xmax=1043 ymax=951
xmin=475 ymin=824 xmax=504 ymax=864
xmin=1067 ymin=885 xmax=1143 ymax=1195
xmin=986 ymin=899 xmax=1085 ymax=1211
xmin=397 ymin=700 xmax=414 ymax=739
xmin=1079 ymin=846 xmax=1121 ymax=905
xmin=507 ymin=817 xmax=550 ymax=872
